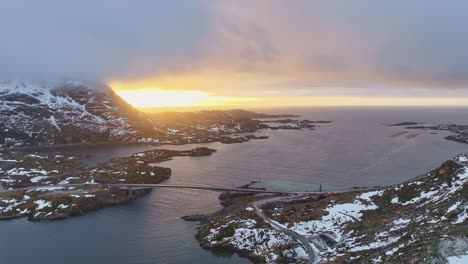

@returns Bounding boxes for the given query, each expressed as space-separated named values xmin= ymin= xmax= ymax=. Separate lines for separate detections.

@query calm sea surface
xmin=1 ymin=107 xmax=468 ymax=264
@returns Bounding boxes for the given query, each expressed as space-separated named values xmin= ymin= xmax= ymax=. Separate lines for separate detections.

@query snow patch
xmin=30 ymin=176 xmax=49 ymax=183
xmin=447 ymin=254 xmax=468 ymax=264
xmin=34 ymin=200 xmax=51 ymax=209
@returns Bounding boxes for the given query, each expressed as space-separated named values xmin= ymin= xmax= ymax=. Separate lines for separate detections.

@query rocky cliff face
xmin=0 ymin=81 xmax=165 ymax=147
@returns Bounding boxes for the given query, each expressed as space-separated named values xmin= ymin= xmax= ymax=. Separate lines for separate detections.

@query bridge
xmin=0 ymin=181 xmax=371 ymax=263
xmin=0 ymin=183 xmax=312 ymax=195
xmin=100 ymin=183 xmax=299 ymax=194
xmin=0 ymin=182 xmax=371 ymax=196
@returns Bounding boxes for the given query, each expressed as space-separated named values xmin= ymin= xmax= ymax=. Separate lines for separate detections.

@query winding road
xmin=252 ymin=195 xmax=319 ymax=264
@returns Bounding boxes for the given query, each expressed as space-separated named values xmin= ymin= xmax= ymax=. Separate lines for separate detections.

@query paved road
xmin=0 ymin=183 xmax=313 ymax=195
xmin=252 ymin=195 xmax=319 ymax=264
xmin=0 ymin=183 xmax=372 ymax=196
xmin=103 ymin=183 xmax=301 ymax=194
xmin=103 ymin=184 xmax=371 ymax=196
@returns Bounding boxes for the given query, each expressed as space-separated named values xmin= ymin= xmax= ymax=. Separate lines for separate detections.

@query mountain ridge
xmin=0 ymin=80 xmax=164 ymax=148
xmin=0 ymin=81 xmax=315 ymax=149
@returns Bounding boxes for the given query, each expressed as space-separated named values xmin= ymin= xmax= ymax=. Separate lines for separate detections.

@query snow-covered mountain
xmin=0 ymin=81 xmax=166 ymax=147
xmin=0 ymin=80 xmax=299 ymax=148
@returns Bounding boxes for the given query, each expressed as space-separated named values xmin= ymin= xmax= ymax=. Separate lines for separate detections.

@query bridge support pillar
xmin=128 ymin=187 xmax=133 ymax=197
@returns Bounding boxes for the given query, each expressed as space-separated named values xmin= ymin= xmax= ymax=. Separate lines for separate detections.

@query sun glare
xmin=115 ymin=89 xmax=210 ymax=107
xmin=112 ymin=88 xmax=257 ymax=109
xmin=110 ymin=80 xmax=260 ymax=109
xmin=110 ymin=81 xmax=468 ymax=110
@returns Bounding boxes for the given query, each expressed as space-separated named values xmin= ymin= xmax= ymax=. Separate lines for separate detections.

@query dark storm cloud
xmin=1 ymin=1 xmax=468 ymax=91
xmin=0 ymin=0 xmax=212 ymax=81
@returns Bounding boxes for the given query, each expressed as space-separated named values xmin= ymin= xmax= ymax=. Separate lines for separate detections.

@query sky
xmin=1 ymin=1 xmax=468 ymax=108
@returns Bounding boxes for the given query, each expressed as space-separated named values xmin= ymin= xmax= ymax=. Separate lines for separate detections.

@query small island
xmin=0 ymin=147 xmax=216 ymax=221
xmin=388 ymin=122 xmax=420 ymax=126
xmin=407 ymin=124 xmax=468 ymax=144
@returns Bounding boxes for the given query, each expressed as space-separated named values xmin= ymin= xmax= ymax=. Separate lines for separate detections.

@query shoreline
xmin=190 ymin=156 xmax=468 ymax=263
xmin=0 ymin=147 xmax=216 ymax=221
xmin=0 ymin=115 xmax=325 ymax=222
xmin=1 ymin=116 xmax=328 ymax=152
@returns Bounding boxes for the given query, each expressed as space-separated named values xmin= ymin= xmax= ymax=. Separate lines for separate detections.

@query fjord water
xmin=1 ymin=107 xmax=468 ymax=264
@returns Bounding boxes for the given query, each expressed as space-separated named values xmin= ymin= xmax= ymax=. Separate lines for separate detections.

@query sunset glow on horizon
xmin=110 ymin=71 xmax=468 ymax=109
xmin=111 ymin=81 xmax=468 ymax=110
xmin=100 ymin=0 xmax=468 ymax=110
xmin=114 ymin=88 xmax=257 ymax=108
xmin=111 ymin=79 xmax=258 ymax=108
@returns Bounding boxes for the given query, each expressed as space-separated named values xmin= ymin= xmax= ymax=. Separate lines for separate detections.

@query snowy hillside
xmin=197 ymin=154 xmax=468 ymax=263
xmin=0 ymin=81 xmax=164 ymax=147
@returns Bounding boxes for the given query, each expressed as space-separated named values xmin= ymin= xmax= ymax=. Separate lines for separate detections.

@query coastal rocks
xmin=218 ymin=192 xmax=256 ymax=207
xmin=27 ymin=188 xmax=152 ymax=221
xmin=218 ymin=135 xmax=269 ymax=144
xmin=187 ymin=147 xmax=217 ymax=156
xmin=434 ymin=160 xmax=461 ymax=176
xmin=218 ymin=183 xmax=268 ymax=207
xmin=218 ymin=137 xmax=248 ymax=144
xmin=181 ymin=214 xmax=212 ymax=224
xmin=245 ymin=135 xmax=269 ymax=140
xmin=268 ymin=125 xmax=311 ymax=130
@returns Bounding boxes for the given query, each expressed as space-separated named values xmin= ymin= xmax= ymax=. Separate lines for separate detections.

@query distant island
xmin=388 ymin=122 xmax=420 ymax=126
xmin=407 ymin=124 xmax=468 ymax=145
